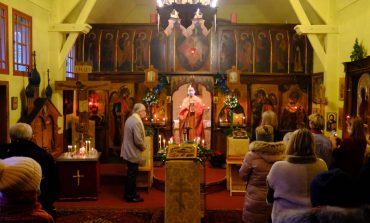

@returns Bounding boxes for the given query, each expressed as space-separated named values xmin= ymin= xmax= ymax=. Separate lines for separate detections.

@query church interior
xmin=1 ymin=0 xmax=370 ymax=222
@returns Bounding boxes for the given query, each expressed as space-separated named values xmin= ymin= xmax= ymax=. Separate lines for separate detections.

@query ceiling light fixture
xmin=156 ymin=0 xmax=218 ymax=36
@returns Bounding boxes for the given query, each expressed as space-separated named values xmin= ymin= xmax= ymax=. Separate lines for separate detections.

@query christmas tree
xmin=350 ymin=38 xmax=366 ymax=61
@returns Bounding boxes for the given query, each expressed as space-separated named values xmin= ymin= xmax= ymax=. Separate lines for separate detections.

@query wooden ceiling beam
xmin=288 ymin=0 xmax=337 ymax=69
xmin=52 ymin=0 xmax=96 ymax=68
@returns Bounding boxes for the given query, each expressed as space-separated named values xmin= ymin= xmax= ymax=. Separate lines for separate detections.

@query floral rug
xmin=57 ymin=207 xmax=242 ymax=223
xmin=57 ymin=207 xmax=163 ymax=223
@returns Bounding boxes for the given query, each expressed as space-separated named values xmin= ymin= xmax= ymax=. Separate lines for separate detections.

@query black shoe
xmin=124 ymin=194 xmax=140 ymax=200
xmin=125 ymin=197 xmax=144 ymax=203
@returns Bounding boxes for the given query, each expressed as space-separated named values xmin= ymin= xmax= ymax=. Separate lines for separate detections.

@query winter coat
xmin=267 ymin=156 xmax=328 ymax=223
xmin=120 ymin=113 xmax=146 ymax=164
xmin=239 ymin=141 xmax=286 ymax=223
xmin=274 ymin=205 xmax=370 ymax=223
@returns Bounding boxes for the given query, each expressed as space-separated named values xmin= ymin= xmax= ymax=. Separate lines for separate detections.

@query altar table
xmin=56 ymin=152 xmax=101 ymax=200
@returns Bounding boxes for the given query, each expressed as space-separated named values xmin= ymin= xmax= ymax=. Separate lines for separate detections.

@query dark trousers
xmin=124 ymin=161 xmax=139 ymax=199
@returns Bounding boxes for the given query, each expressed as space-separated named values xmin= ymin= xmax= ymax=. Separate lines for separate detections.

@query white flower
xmin=224 ymin=95 xmax=238 ymax=109
xmin=143 ymin=91 xmax=158 ymax=106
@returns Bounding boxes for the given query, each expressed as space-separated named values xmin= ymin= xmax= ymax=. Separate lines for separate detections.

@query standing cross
xmin=55 ymin=80 xmax=111 ymax=134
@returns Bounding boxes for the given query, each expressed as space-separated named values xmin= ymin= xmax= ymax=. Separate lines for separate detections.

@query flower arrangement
xmin=197 ymin=144 xmax=211 ymax=163
xmin=142 ymin=90 xmax=158 ymax=106
xmin=224 ymin=95 xmax=238 ymax=110
xmin=209 ymin=149 xmax=226 ymax=168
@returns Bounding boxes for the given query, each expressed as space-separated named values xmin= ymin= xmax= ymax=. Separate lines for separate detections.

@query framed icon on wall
xmin=144 ymin=65 xmax=158 ymax=89
xmin=227 ymin=66 xmax=240 ymax=86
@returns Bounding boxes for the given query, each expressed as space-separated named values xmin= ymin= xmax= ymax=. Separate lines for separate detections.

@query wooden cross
xmin=72 ymin=169 xmax=85 ymax=186
xmin=55 ymin=80 xmax=111 ymax=134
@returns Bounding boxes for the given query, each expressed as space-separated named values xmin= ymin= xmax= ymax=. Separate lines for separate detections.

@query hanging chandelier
xmin=156 ymin=0 xmax=218 ymax=36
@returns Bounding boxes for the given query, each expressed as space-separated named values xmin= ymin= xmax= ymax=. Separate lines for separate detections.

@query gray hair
xmin=10 ymin=123 xmax=33 ymax=141
xmin=132 ymin=103 xmax=146 ymax=113
xmin=309 ymin=113 xmax=325 ymax=130
xmin=261 ymin=110 xmax=278 ymax=129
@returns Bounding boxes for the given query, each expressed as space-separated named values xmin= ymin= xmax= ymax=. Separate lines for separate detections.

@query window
xmin=66 ymin=45 xmax=75 ymax=79
xmin=12 ymin=9 xmax=31 ymax=76
xmin=0 ymin=3 xmax=8 ymax=74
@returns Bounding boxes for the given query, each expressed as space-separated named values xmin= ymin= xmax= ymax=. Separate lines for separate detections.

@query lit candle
xmin=79 ymin=146 xmax=86 ymax=156
xmin=163 ymin=139 xmax=166 ymax=148
xmin=159 ymin=135 xmax=162 ymax=149
xmin=202 ymin=139 xmax=205 ymax=147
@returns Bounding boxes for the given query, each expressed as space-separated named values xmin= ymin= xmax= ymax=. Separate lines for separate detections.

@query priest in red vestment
xmin=178 ymin=85 xmax=205 ymax=143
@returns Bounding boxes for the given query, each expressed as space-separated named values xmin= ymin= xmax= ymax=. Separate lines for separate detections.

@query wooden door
xmin=44 ymin=115 xmax=55 ymax=153
xmin=33 ymin=117 xmax=45 ymax=149
xmin=0 ymin=82 xmax=8 ymax=144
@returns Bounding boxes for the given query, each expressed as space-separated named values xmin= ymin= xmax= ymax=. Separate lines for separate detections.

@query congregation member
xmin=311 ymin=168 xmax=363 ymax=208
xmin=252 ymin=110 xmax=283 ymax=142
xmin=0 ymin=123 xmax=59 ymax=221
xmin=0 ymin=157 xmax=54 ymax=223
xmin=308 ymin=113 xmax=333 ymax=167
xmin=239 ymin=125 xmax=286 ymax=223
xmin=275 ymin=168 xmax=370 ymax=223
xmin=329 ymin=116 xmax=367 ymax=176
xmin=282 ymin=122 xmax=306 ymax=144
xmin=359 ymin=156 xmax=370 ymax=204
xmin=120 ymin=103 xmax=147 ymax=202
xmin=266 ymin=128 xmax=327 ymax=223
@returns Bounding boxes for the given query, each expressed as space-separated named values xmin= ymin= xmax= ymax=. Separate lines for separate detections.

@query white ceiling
xmin=83 ymin=0 xmax=323 ymax=25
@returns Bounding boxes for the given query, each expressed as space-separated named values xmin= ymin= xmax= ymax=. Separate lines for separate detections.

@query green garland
xmin=224 ymin=95 xmax=238 ymax=110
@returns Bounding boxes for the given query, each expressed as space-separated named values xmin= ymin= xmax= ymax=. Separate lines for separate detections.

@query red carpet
xmin=55 ymin=162 xmax=244 ymax=222
xmin=153 ymin=162 xmax=227 ymax=193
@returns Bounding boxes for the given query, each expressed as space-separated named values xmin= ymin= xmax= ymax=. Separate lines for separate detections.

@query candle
xmin=159 ymin=135 xmax=162 ymax=149
xmin=79 ymin=146 xmax=86 ymax=156
xmin=202 ymin=139 xmax=205 ymax=147
xmin=163 ymin=139 xmax=166 ymax=148
xmin=85 ymin=140 xmax=90 ymax=152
